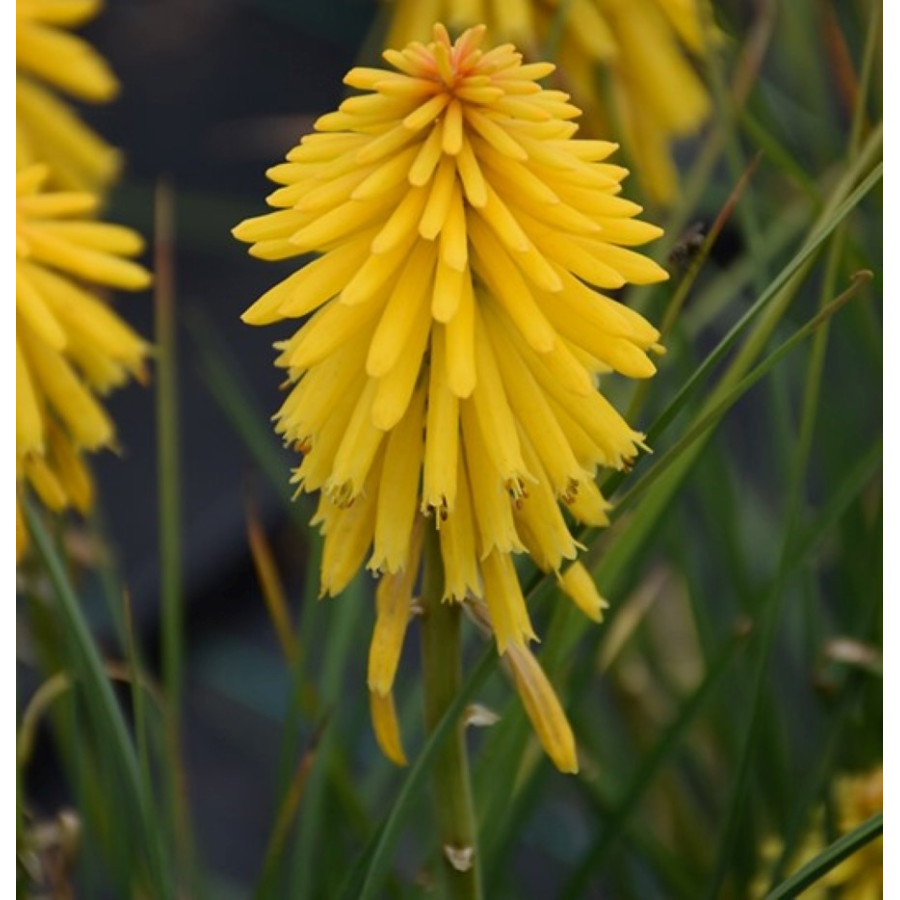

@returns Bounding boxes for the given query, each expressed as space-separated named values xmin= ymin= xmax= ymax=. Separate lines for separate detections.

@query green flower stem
xmin=420 ymin=531 xmax=482 ymax=900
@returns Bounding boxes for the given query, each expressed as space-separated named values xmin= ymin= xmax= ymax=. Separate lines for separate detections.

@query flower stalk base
xmin=421 ymin=531 xmax=482 ymax=900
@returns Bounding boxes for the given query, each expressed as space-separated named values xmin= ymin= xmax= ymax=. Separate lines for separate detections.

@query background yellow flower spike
xmin=16 ymin=0 xmax=122 ymax=190
xmin=16 ymin=164 xmax=151 ymax=558
xmin=235 ymin=24 xmax=666 ymax=772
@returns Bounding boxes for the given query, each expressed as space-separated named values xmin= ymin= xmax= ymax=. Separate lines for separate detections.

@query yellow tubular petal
xmin=242 ymin=237 xmax=372 ymax=325
xmin=464 ymin=108 xmax=527 ymax=160
xmin=20 ymin=1 xmax=101 ymax=28
xmin=18 ymin=191 xmax=99 ymax=218
xmin=594 ymin=216 xmax=665 ymax=246
xmin=560 ymin=562 xmax=609 ymax=623
xmin=583 ymin=239 xmax=670 ymax=285
xmin=17 ymin=80 xmax=121 ymax=189
xmin=369 ymin=690 xmax=408 ymax=767
xmin=67 ymin=340 xmax=128 ymax=393
xmin=16 ymin=161 xmax=37 ymax=197
xmin=17 ymin=20 xmax=119 ymax=102
xmin=16 ymin=338 xmax=44 ymax=457
xmin=442 ymin=99 xmax=463 ymax=154
xmin=538 ymin=293 xmax=657 ymax=378
xmin=247 ymin=239 xmax=304 ymax=261
xmin=476 ymin=183 xmax=531 ymax=253
xmin=19 ymin=325 xmax=113 ymax=450
xmin=344 ymin=66 xmax=396 ymax=90
xmin=486 ymin=307 xmax=584 ymax=497
xmin=343 ymin=232 xmax=419 ymax=308
xmin=369 ymin=188 xmax=428 ymax=256
xmin=367 ymin=533 xmax=420 ymax=694
xmin=511 ymin=62 xmax=556 ymax=81
xmin=23 ymin=225 xmax=151 ymax=291
xmin=402 ymin=93 xmax=451 ymax=131
xmin=439 ymin=178 xmax=468 ymax=272
xmin=371 ymin=388 xmax=426 ymax=572
xmin=408 ymin=122 xmax=444 ymax=186
xmin=47 ymin=424 xmax=93 ymax=513
xmin=455 ymin=136 xmax=488 ymax=208
xmin=26 ymin=264 xmax=147 ymax=365
xmin=469 ymin=304 xmax=530 ymax=485
xmin=371 ymin=289 xmax=432 ymax=431
xmin=24 ymin=453 xmax=68 ymax=511
xmin=16 ymin=268 xmax=67 ymax=350
xmin=460 ymin=402 xmax=524 ymax=558
xmin=474 ymin=143 xmax=559 ymax=207
xmin=513 ymin=431 xmax=578 ymax=573
xmin=367 ymin=240 xmax=436 ymax=377
xmin=552 ymin=268 xmax=660 ymax=345
xmin=287 ymin=292 xmax=386 ymax=372
xmin=288 ymin=187 xmax=405 ymax=254
xmin=423 ymin=328 xmax=459 ymax=515
xmin=377 ymin=76 xmax=443 ymax=99
xmin=469 ymin=217 xmax=555 ymax=353
xmin=288 ymin=132 xmax=367 ymax=162
xmin=338 ymin=91 xmax=415 ymax=121
xmin=277 ymin=336 xmax=368 ymax=442
xmin=565 ymin=475 xmax=611 ymax=528
xmin=291 ymin=165 xmax=375 ymax=213
xmin=481 ymin=551 xmax=535 ymax=653
xmin=525 ymin=344 xmax=642 ymax=467
xmin=444 ymin=275 xmax=476 ymax=398
xmin=356 ymin=122 xmax=420 ymax=164
xmin=528 ymin=227 xmax=626 ymax=289
xmin=439 ymin=453 xmax=481 ymax=600
xmin=293 ymin=385 xmax=361 ymax=493
xmin=432 ymin=258 xmax=465 ymax=322
xmin=418 ymin=155 xmax=456 ymax=240
xmin=494 ymin=96 xmax=552 ymax=122
xmin=232 ymin=208 xmax=310 ymax=243
xmin=492 ymin=307 xmax=592 ymax=397
xmin=351 ymin=145 xmax=420 ymax=199
xmin=37 ymin=221 xmax=144 ymax=256
xmin=506 ymin=644 xmax=578 ymax=773
xmin=326 ymin=379 xmax=385 ymax=504
xmin=318 ymin=466 xmax=380 ymax=596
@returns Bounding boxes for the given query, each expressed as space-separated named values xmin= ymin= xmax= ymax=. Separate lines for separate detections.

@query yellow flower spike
xmin=16 ymin=0 xmax=123 ymax=191
xmin=505 ymin=643 xmax=578 ymax=774
xmin=16 ymin=164 xmax=150 ymax=558
xmin=369 ymin=689 xmax=409 ymax=767
xmin=236 ymin=25 xmax=666 ymax=772
xmin=751 ymin=764 xmax=882 ymax=898
xmin=560 ymin=561 xmax=610 ymax=623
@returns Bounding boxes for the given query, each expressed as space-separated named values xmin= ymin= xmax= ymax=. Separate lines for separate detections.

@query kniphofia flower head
xmin=752 ymin=765 xmax=883 ymax=898
xmin=16 ymin=0 xmax=122 ymax=190
xmin=383 ymin=1 xmax=711 ymax=203
xmin=234 ymin=24 xmax=668 ymax=771
xmin=16 ymin=163 xmax=151 ymax=557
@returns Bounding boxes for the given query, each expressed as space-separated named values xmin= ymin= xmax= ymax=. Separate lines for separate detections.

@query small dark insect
xmin=667 ymin=220 xmax=706 ymax=271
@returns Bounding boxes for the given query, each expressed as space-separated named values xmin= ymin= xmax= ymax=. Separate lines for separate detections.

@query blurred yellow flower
xmin=16 ymin=163 xmax=151 ymax=557
xmin=753 ymin=765 xmax=883 ymax=898
xmin=16 ymin=0 xmax=122 ymax=190
xmin=234 ymin=25 xmax=666 ymax=770
xmin=382 ymin=1 xmax=711 ymax=203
